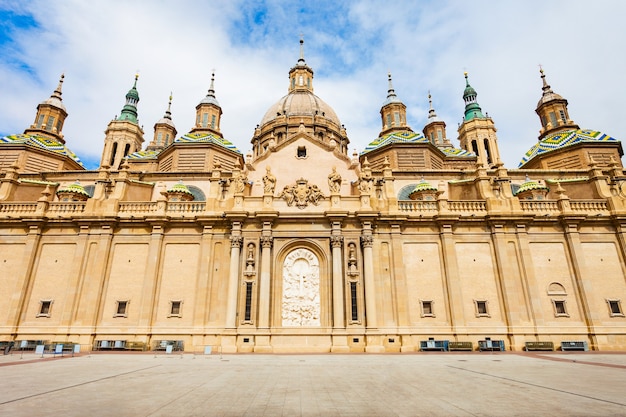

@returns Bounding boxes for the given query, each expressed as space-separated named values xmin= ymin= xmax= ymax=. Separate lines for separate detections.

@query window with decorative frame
xmin=37 ymin=300 xmax=53 ymax=317
xmin=420 ymin=300 xmax=435 ymax=317
xmin=474 ymin=300 xmax=489 ymax=317
xmin=607 ymin=299 xmax=624 ymax=317
xmin=552 ymin=299 xmax=569 ymax=317
xmin=169 ymin=300 xmax=182 ymax=317
xmin=114 ymin=300 xmax=129 ymax=317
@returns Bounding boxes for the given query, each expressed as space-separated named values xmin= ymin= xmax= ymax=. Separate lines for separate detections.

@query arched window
xmin=484 ymin=139 xmax=492 ymax=165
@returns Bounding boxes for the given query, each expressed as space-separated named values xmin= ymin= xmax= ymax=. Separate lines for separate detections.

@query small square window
xmin=169 ymin=301 xmax=182 ymax=317
xmin=475 ymin=300 xmax=489 ymax=317
xmin=552 ymin=300 xmax=569 ymax=317
xmin=607 ymin=300 xmax=624 ymax=317
xmin=115 ymin=300 xmax=128 ymax=317
xmin=420 ymin=300 xmax=435 ymax=317
xmin=37 ymin=300 xmax=52 ymax=317
xmin=297 ymin=146 xmax=307 ymax=158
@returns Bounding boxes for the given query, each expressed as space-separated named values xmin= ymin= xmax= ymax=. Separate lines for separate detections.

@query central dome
xmin=260 ymin=90 xmax=341 ymax=128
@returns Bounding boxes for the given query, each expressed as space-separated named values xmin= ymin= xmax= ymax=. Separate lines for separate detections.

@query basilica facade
xmin=1 ymin=41 xmax=626 ymax=352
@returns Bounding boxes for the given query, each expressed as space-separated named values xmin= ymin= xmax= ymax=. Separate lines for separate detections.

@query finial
xmin=539 ymin=65 xmax=551 ymax=91
xmin=386 ymin=72 xmax=397 ymax=99
xmin=298 ymin=35 xmax=305 ymax=63
xmin=164 ymin=92 xmax=173 ymax=119
xmin=464 ymin=71 xmax=469 ymax=85
xmin=55 ymin=73 xmax=65 ymax=95
xmin=133 ymin=72 xmax=139 ymax=88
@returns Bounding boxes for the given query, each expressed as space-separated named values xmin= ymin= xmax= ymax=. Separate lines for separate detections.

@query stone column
xmin=361 ymin=230 xmax=377 ymax=329
xmin=139 ymin=224 xmax=165 ymax=332
xmin=7 ymin=224 xmax=43 ymax=333
xmin=438 ymin=221 xmax=465 ymax=333
xmin=330 ymin=235 xmax=345 ymax=328
xmin=562 ymin=220 xmax=598 ymax=348
xmin=258 ymin=234 xmax=273 ymax=328
xmin=225 ymin=232 xmax=243 ymax=329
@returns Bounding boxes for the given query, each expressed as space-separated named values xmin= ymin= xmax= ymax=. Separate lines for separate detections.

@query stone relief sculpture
xmin=358 ymin=170 xmax=373 ymax=194
xmin=279 ymin=178 xmax=324 ymax=208
xmin=262 ymin=166 xmax=276 ymax=194
xmin=233 ymin=171 xmax=247 ymax=194
xmin=282 ymin=248 xmax=320 ymax=327
xmin=328 ymin=166 xmax=342 ymax=193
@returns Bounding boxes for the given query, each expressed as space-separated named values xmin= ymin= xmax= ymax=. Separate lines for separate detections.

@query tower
xmin=147 ymin=94 xmax=177 ymax=151
xmin=190 ymin=72 xmax=223 ymax=137
xmin=379 ymin=73 xmax=411 ymax=136
xmin=99 ymin=75 xmax=145 ymax=169
xmin=288 ymin=38 xmax=314 ymax=94
xmin=535 ymin=68 xmax=579 ymax=140
xmin=422 ymin=92 xmax=451 ymax=148
xmin=24 ymin=74 xmax=68 ymax=143
xmin=457 ymin=72 xmax=501 ymax=167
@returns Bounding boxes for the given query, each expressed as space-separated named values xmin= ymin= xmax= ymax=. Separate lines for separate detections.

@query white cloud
xmin=1 ymin=0 xmax=624 ymax=169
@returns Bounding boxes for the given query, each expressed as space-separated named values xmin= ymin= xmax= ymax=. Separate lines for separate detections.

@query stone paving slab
xmin=0 ymin=352 xmax=625 ymax=416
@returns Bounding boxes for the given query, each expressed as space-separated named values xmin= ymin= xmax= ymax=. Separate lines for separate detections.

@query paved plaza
xmin=1 ymin=351 xmax=625 ymax=416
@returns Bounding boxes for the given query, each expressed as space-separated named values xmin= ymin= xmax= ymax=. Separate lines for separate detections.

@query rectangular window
xmin=475 ymin=300 xmax=489 ymax=317
xmin=559 ymin=110 xmax=566 ymax=122
xmin=386 ymin=114 xmax=392 ymax=128
xmin=165 ymin=134 xmax=170 ymax=145
xmin=244 ymin=282 xmax=253 ymax=322
xmin=552 ymin=300 xmax=569 ymax=317
xmin=115 ymin=300 xmax=128 ymax=317
xmin=37 ymin=114 xmax=45 ymax=128
xmin=394 ymin=111 xmax=400 ymax=126
xmin=421 ymin=300 xmax=434 ymax=317
xmin=202 ymin=113 xmax=208 ymax=127
xmin=437 ymin=130 xmax=443 ymax=142
xmin=350 ymin=282 xmax=358 ymax=321
xmin=211 ymin=114 xmax=216 ymax=129
xmin=37 ymin=300 xmax=52 ymax=317
xmin=549 ymin=112 xmax=557 ymax=127
xmin=169 ymin=301 xmax=182 ymax=317
xmin=608 ymin=299 xmax=624 ymax=317
xmin=46 ymin=116 xmax=55 ymax=131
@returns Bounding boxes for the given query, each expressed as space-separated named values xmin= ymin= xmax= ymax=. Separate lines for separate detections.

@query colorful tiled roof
xmin=514 ymin=177 xmax=549 ymax=195
xmin=57 ymin=181 xmax=90 ymax=197
xmin=519 ymin=129 xmax=618 ymax=167
xmin=362 ymin=131 xmax=428 ymax=154
xmin=411 ymin=178 xmax=438 ymax=193
xmin=0 ymin=134 xmax=83 ymax=166
xmin=361 ymin=131 xmax=476 ymax=158
xmin=167 ymin=180 xmax=194 ymax=195
xmin=126 ymin=150 xmax=160 ymax=160
xmin=440 ymin=147 xmax=476 ymax=158
xmin=175 ymin=132 xmax=241 ymax=154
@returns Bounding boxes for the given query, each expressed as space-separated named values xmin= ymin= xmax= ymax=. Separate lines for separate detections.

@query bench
xmin=153 ymin=340 xmax=184 ymax=352
xmin=449 ymin=341 xmax=473 ymax=351
xmin=419 ymin=340 xmax=449 ymax=351
xmin=525 ymin=341 xmax=554 ymax=351
xmin=561 ymin=341 xmax=588 ymax=351
xmin=478 ymin=340 xmax=505 ymax=351
xmin=125 ymin=342 xmax=147 ymax=351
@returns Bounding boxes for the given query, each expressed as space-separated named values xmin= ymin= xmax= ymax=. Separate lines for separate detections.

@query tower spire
xmin=298 ymin=36 xmax=305 ymax=65
xmin=462 ymin=72 xmax=484 ymax=121
xmin=119 ymin=73 xmax=140 ymax=124
xmin=386 ymin=72 xmax=398 ymax=102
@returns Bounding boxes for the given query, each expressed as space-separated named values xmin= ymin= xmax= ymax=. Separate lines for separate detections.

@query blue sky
xmin=1 ymin=0 xmax=625 ymax=170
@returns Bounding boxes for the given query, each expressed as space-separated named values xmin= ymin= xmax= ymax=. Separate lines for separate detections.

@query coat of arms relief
xmin=279 ymin=178 xmax=324 ymax=209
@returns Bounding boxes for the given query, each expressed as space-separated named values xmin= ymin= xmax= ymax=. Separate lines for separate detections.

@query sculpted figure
xmin=328 ymin=166 xmax=342 ymax=193
xmin=358 ymin=171 xmax=373 ymax=194
xmin=263 ymin=166 xmax=276 ymax=194
xmin=233 ymin=171 xmax=247 ymax=194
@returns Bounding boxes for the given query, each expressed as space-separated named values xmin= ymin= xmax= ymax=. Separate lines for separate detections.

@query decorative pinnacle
xmin=298 ymin=35 xmax=305 ymax=64
xmin=387 ymin=72 xmax=397 ymax=98
xmin=208 ymin=71 xmax=216 ymax=95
